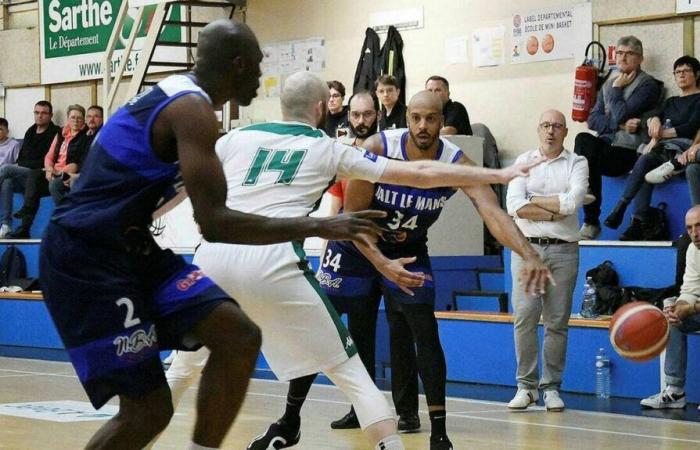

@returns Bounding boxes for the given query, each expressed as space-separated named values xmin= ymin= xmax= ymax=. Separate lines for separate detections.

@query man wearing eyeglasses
xmin=506 ymin=109 xmax=588 ymax=412
xmin=574 ymin=35 xmax=661 ymax=240
xmin=323 ymin=80 xmax=349 ymax=137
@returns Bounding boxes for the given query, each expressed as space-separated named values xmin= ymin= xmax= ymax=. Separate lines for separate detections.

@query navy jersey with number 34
xmin=373 ymin=129 xmax=464 ymax=255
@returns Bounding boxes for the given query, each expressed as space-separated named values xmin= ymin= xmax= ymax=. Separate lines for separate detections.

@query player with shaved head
xmin=161 ymin=72 xmax=546 ymax=450
xmin=273 ymin=91 xmax=552 ymax=448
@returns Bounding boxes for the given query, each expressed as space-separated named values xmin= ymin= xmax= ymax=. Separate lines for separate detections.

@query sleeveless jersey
xmin=214 ymin=121 xmax=388 ymax=218
xmin=373 ymin=129 xmax=464 ymax=254
xmin=53 ymin=75 xmax=209 ymax=246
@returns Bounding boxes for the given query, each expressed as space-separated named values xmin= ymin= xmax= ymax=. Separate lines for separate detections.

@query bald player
xmin=243 ymin=91 xmax=553 ymax=450
xmin=162 ymin=72 xmax=546 ymax=450
xmin=38 ymin=21 xmax=394 ymax=450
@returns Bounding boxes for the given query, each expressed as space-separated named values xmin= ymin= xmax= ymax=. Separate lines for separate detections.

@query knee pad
xmin=324 ymin=354 xmax=395 ymax=429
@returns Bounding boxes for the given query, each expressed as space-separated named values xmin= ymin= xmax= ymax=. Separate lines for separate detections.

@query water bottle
xmin=580 ymin=277 xmax=599 ymax=318
xmin=595 ymin=347 xmax=611 ymax=399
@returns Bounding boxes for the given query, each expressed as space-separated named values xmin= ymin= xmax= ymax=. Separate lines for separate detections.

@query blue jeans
xmin=621 ymin=139 xmax=693 ymax=217
xmin=0 ymin=164 xmax=31 ymax=225
xmin=686 ymin=163 xmax=700 ymax=206
xmin=664 ymin=312 xmax=700 ymax=389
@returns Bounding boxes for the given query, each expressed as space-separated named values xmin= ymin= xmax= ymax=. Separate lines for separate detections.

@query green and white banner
xmin=39 ymin=0 xmax=185 ymax=84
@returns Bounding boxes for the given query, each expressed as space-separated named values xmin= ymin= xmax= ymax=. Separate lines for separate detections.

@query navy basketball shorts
xmin=317 ymin=241 xmax=436 ymax=306
xmin=39 ymin=223 xmax=234 ymax=409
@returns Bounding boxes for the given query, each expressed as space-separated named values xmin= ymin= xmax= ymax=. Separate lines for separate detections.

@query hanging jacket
xmin=353 ymin=28 xmax=381 ymax=94
xmin=380 ymin=26 xmax=406 ymax=105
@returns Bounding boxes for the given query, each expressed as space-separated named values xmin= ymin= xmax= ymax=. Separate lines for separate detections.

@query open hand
xmin=378 ymin=256 xmax=426 ymax=296
xmin=499 ymin=156 xmax=546 ymax=184
xmin=518 ymin=257 xmax=555 ymax=297
xmin=318 ymin=210 xmax=386 ymax=247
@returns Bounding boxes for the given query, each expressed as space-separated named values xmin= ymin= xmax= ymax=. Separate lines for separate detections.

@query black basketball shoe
xmin=247 ymin=419 xmax=301 ymax=450
xmin=430 ymin=434 xmax=453 ymax=450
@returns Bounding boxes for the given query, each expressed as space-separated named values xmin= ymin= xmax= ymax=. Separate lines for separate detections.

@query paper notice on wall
xmin=677 ymin=0 xmax=700 ymax=13
xmin=445 ymin=36 xmax=469 ymax=65
xmin=511 ymin=3 xmax=592 ymax=64
xmin=472 ymin=26 xmax=505 ymax=67
xmin=260 ymin=38 xmax=325 ymax=97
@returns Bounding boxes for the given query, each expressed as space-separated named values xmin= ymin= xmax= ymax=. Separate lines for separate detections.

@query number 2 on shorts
xmin=116 ymin=297 xmax=141 ymax=328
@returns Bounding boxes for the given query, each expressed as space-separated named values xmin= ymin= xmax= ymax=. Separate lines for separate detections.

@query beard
xmin=409 ymin=128 xmax=437 ymax=151
xmin=350 ymin=118 xmax=378 ymax=139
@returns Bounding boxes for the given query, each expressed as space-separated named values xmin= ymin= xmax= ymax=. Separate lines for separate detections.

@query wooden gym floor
xmin=1 ymin=357 xmax=699 ymax=449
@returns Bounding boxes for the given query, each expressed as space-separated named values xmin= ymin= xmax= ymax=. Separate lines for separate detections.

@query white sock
xmin=189 ymin=443 xmax=218 ymax=450
xmin=667 ymin=385 xmax=684 ymax=394
xmin=375 ymin=434 xmax=404 ymax=450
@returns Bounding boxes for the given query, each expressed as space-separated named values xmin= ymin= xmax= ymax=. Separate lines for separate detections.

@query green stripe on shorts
xmin=292 ymin=241 xmax=357 ymax=358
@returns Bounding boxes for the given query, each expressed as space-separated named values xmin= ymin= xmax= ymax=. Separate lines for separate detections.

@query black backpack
xmin=0 ymin=246 xmax=27 ymax=287
xmin=585 ymin=260 xmax=619 ymax=287
xmin=638 ymin=202 xmax=670 ymax=241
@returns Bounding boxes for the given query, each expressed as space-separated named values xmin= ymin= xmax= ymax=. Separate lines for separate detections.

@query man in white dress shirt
xmin=506 ymin=109 xmax=589 ymax=412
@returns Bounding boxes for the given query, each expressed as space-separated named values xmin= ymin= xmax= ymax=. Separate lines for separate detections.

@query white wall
xmin=244 ymin=0 xmax=687 ymax=161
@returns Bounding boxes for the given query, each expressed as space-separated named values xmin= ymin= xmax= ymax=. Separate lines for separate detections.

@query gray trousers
xmin=511 ymin=242 xmax=579 ymax=391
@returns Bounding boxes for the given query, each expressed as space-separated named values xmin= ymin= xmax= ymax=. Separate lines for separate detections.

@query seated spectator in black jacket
xmin=574 ymin=36 xmax=662 ymax=240
xmin=376 ymin=74 xmax=406 ymax=130
xmin=0 ymin=101 xmax=60 ymax=238
xmin=425 ymin=75 xmax=472 ymax=136
xmin=49 ymin=105 xmax=103 ymax=204
xmin=323 ymin=81 xmax=349 ymax=137
xmin=604 ymin=56 xmax=700 ymax=240
xmin=9 ymin=104 xmax=86 ymax=238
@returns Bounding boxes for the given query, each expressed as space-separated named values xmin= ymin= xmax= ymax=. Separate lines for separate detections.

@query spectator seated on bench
xmin=640 ymin=205 xmax=700 ymax=409
xmin=604 ymin=56 xmax=700 ymax=240
xmin=574 ymin=35 xmax=662 ymax=240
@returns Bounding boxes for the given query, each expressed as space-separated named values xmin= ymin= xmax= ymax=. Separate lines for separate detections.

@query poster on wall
xmin=472 ymin=26 xmax=505 ymax=67
xmin=677 ymin=0 xmax=700 ymax=13
xmin=38 ymin=0 xmax=185 ymax=84
xmin=260 ymin=38 xmax=325 ymax=98
xmin=511 ymin=2 xmax=592 ymax=64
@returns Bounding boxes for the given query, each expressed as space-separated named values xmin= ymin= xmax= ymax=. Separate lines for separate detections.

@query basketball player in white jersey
xmin=162 ymin=71 xmax=543 ymax=450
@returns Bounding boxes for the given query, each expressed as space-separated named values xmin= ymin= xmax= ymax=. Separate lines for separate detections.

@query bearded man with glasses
xmin=574 ymin=35 xmax=661 ymax=240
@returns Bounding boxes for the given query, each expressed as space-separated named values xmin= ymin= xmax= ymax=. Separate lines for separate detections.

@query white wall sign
xmin=511 ymin=2 xmax=592 ymax=64
xmin=369 ymin=7 xmax=424 ymax=33
xmin=445 ymin=36 xmax=469 ymax=65
xmin=677 ymin=0 xmax=700 ymax=13
xmin=472 ymin=26 xmax=505 ymax=67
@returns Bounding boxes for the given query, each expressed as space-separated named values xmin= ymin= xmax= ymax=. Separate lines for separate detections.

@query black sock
xmin=281 ymin=374 xmax=316 ymax=427
xmin=429 ymin=409 xmax=447 ymax=437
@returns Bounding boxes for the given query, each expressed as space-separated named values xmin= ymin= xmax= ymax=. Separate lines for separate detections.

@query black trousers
xmin=385 ymin=295 xmax=447 ymax=414
xmin=21 ymin=169 xmax=49 ymax=228
xmin=574 ymin=132 xmax=638 ymax=225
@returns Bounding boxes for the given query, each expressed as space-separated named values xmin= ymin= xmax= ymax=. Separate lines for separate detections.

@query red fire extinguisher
xmin=572 ymin=41 xmax=609 ymax=122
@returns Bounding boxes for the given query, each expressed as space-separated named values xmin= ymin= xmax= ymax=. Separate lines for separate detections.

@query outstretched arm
xmin=164 ymin=95 xmax=384 ymax=246
xmin=358 ymin=134 xmax=544 ymax=189
xmin=460 ymin=155 xmax=554 ymax=295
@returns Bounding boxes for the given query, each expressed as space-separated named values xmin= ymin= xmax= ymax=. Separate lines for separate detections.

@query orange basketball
xmin=609 ymin=301 xmax=669 ymax=361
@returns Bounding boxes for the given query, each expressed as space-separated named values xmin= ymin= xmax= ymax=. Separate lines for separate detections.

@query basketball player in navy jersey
xmin=251 ymin=91 xmax=552 ymax=450
xmin=38 ymin=20 xmax=387 ymax=450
